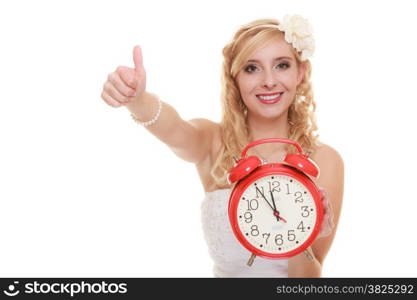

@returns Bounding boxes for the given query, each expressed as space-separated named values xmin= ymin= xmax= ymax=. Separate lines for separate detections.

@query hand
xmin=317 ymin=187 xmax=334 ymax=239
xmin=101 ymin=45 xmax=147 ymax=107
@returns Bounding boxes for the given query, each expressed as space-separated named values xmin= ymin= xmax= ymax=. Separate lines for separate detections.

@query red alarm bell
xmin=227 ymin=138 xmax=323 ymax=264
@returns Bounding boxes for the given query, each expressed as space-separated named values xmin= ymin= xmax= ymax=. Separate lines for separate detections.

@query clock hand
xmin=270 ymin=191 xmax=280 ymax=222
xmin=270 ymin=191 xmax=288 ymax=223
xmin=270 ymin=191 xmax=277 ymax=210
xmin=277 ymin=214 xmax=287 ymax=223
xmin=272 ymin=209 xmax=287 ymax=223
xmin=255 ymin=186 xmax=275 ymax=211
xmin=256 ymin=187 xmax=283 ymax=222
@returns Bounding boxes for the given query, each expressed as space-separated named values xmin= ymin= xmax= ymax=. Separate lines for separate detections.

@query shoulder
xmin=186 ymin=119 xmax=223 ymax=190
xmin=310 ymin=141 xmax=344 ymax=198
xmin=186 ymin=118 xmax=222 ymax=163
xmin=187 ymin=118 xmax=220 ymax=132
xmin=312 ymin=142 xmax=344 ymax=176
xmin=188 ymin=118 xmax=222 ymax=145
xmin=309 ymin=142 xmax=345 ymax=263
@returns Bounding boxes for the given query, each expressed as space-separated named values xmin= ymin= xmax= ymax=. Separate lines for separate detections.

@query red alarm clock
xmin=227 ymin=138 xmax=323 ymax=266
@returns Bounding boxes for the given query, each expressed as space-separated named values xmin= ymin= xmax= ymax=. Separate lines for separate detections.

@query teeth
xmin=257 ymin=93 xmax=282 ymax=100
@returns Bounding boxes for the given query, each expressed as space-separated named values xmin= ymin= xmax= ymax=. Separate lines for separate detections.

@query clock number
xmin=285 ymin=183 xmax=291 ymax=195
xmin=287 ymin=230 xmax=296 ymax=242
xmin=301 ymin=206 xmax=310 ymax=217
xmin=268 ymin=181 xmax=281 ymax=193
xmin=262 ymin=233 xmax=271 ymax=245
xmin=274 ymin=234 xmax=284 ymax=246
xmin=250 ymin=225 xmax=259 ymax=236
xmin=245 ymin=199 xmax=259 ymax=211
xmin=255 ymin=186 xmax=265 ymax=199
xmin=297 ymin=221 xmax=306 ymax=232
xmin=244 ymin=212 xmax=252 ymax=223
xmin=294 ymin=191 xmax=303 ymax=203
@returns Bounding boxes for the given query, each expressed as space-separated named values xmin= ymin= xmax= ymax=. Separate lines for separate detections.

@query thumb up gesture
xmin=101 ymin=45 xmax=147 ymax=107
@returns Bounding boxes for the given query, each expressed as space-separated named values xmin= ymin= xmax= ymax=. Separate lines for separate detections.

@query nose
xmin=262 ymin=69 xmax=277 ymax=89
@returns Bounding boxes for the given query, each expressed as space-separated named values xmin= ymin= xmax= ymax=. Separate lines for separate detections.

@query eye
xmin=244 ymin=64 xmax=259 ymax=73
xmin=276 ymin=62 xmax=290 ymax=70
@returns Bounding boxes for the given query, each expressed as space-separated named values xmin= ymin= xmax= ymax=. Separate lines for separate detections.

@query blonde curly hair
xmin=210 ymin=18 xmax=321 ymax=188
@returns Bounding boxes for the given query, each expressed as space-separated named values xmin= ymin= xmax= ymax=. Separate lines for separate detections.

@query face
xmin=236 ymin=35 xmax=306 ymax=120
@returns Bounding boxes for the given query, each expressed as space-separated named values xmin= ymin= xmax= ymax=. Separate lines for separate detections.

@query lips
xmin=256 ymin=92 xmax=284 ymax=104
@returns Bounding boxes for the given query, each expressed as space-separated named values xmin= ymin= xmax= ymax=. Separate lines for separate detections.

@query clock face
xmin=235 ymin=174 xmax=319 ymax=256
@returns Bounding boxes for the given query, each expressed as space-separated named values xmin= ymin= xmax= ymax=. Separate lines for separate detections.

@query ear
xmin=296 ymin=61 xmax=307 ymax=86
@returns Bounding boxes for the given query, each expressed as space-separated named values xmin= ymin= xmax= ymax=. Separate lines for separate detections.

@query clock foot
xmin=247 ymin=253 xmax=256 ymax=267
xmin=303 ymin=248 xmax=314 ymax=261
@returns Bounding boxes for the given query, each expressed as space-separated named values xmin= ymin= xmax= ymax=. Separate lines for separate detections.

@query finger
xmin=116 ymin=66 xmax=137 ymax=90
xmin=103 ymin=81 xmax=131 ymax=104
xmin=318 ymin=187 xmax=326 ymax=199
xmin=133 ymin=45 xmax=145 ymax=76
xmin=326 ymin=199 xmax=334 ymax=216
xmin=109 ymin=71 xmax=136 ymax=97
xmin=132 ymin=45 xmax=147 ymax=93
xmin=101 ymin=91 xmax=122 ymax=107
xmin=318 ymin=222 xmax=332 ymax=239
xmin=329 ymin=209 xmax=335 ymax=226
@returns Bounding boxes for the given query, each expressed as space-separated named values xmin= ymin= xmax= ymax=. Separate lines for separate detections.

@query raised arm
xmin=101 ymin=45 xmax=214 ymax=164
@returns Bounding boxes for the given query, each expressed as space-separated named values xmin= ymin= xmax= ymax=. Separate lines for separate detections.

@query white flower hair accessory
xmin=277 ymin=15 xmax=315 ymax=61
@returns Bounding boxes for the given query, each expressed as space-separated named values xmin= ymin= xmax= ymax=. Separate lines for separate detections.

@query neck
xmin=248 ymin=111 xmax=290 ymax=140
xmin=247 ymin=111 xmax=290 ymax=155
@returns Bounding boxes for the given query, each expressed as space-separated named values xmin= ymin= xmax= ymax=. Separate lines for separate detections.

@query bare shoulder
xmin=187 ymin=118 xmax=222 ymax=151
xmin=311 ymin=141 xmax=344 ymax=201
xmin=312 ymin=142 xmax=344 ymax=172
xmin=185 ymin=118 xmax=222 ymax=165
xmin=309 ymin=141 xmax=345 ymax=264
xmin=187 ymin=118 xmax=222 ymax=191
xmin=187 ymin=118 xmax=220 ymax=132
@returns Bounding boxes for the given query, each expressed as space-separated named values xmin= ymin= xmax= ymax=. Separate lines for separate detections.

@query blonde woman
xmin=101 ymin=16 xmax=344 ymax=277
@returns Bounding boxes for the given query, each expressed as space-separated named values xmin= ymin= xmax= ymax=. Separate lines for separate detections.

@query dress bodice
xmin=201 ymin=188 xmax=288 ymax=277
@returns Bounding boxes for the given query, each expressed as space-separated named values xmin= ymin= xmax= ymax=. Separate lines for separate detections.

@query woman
xmin=101 ymin=15 xmax=344 ymax=277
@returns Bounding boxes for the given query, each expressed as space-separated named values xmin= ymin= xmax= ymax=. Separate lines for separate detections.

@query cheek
xmin=284 ymin=71 xmax=301 ymax=88
xmin=238 ymin=77 xmax=258 ymax=96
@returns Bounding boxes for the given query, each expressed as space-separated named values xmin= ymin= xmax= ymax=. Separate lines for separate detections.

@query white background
xmin=1 ymin=0 xmax=416 ymax=277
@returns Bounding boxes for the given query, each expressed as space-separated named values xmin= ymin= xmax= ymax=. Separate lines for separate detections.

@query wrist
xmin=131 ymin=96 xmax=162 ymax=127
xmin=287 ymin=247 xmax=322 ymax=277
xmin=127 ymin=92 xmax=160 ymax=122
xmin=126 ymin=91 xmax=151 ymax=112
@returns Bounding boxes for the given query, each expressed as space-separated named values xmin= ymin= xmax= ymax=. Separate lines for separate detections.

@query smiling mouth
xmin=256 ymin=92 xmax=284 ymax=103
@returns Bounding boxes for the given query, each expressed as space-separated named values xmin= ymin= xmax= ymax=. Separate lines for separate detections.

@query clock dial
xmin=236 ymin=175 xmax=318 ymax=254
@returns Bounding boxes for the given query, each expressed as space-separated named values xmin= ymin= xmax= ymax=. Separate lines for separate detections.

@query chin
xmin=251 ymin=109 xmax=286 ymax=120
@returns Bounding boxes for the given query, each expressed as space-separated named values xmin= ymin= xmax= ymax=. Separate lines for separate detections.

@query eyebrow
xmin=247 ymin=56 xmax=293 ymax=63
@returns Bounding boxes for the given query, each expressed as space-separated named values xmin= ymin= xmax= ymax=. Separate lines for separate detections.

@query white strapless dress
xmin=201 ymin=188 xmax=288 ymax=277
